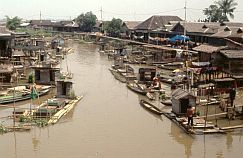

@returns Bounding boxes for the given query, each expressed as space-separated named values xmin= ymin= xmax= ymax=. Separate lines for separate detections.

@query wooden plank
xmin=220 ymin=125 xmax=243 ymax=130
xmin=235 ymin=104 xmax=243 ymax=108
xmin=199 ymin=112 xmax=227 ymax=118
xmin=48 ymin=96 xmax=82 ymax=124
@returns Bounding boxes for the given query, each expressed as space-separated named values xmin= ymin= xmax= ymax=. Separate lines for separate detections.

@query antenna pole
xmin=184 ymin=0 xmax=187 ymax=42
xmin=100 ymin=6 xmax=104 ymax=32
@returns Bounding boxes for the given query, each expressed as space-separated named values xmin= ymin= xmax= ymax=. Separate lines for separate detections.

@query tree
xmin=216 ymin=0 xmax=238 ymax=20
xmin=76 ymin=12 xmax=97 ymax=32
xmin=5 ymin=16 xmax=21 ymax=30
xmin=203 ymin=5 xmax=224 ymax=22
xmin=104 ymin=18 xmax=124 ymax=37
xmin=203 ymin=0 xmax=237 ymax=22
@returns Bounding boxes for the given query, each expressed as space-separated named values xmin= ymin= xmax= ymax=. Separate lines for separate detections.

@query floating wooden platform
xmin=162 ymin=113 xmax=225 ymax=135
xmin=48 ymin=96 xmax=83 ymax=124
xmin=220 ymin=125 xmax=243 ymax=130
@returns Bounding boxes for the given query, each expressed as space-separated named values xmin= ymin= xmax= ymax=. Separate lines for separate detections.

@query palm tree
xmin=216 ymin=0 xmax=238 ymax=20
xmin=203 ymin=5 xmax=223 ymax=22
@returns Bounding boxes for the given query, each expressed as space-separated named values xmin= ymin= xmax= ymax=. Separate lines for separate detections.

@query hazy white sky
xmin=0 ymin=0 xmax=242 ymax=22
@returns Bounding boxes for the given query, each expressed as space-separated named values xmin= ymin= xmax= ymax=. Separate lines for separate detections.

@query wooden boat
xmin=146 ymin=92 xmax=155 ymax=100
xmin=109 ymin=68 xmax=127 ymax=83
xmin=109 ymin=65 xmax=136 ymax=83
xmin=0 ymin=86 xmax=51 ymax=104
xmin=140 ymin=100 xmax=163 ymax=115
xmin=157 ymin=62 xmax=184 ymax=71
xmin=161 ymin=99 xmax=172 ymax=106
xmin=126 ymin=82 xmax=147 ymax=95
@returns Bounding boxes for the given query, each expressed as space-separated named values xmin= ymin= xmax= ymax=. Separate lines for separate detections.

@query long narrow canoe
xmin=109 ymin=68 xmax=127 ymax=83
xmin=140 ymin=100 xmax=163 ymax=115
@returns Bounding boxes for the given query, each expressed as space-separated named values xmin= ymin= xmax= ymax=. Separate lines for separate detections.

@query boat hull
xmin=0 ymin=88 xmax=51 ymax=105
xmin=140 ymin=100 xmax=163 ymax=115
xmin=126 ymin=83 xmax=147 ymax=95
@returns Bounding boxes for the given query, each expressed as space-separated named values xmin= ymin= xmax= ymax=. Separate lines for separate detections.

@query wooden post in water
xmin=204 ymin=86 xmax=214 ymax=130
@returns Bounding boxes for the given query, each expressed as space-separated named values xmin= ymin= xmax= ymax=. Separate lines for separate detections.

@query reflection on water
xmin=226 ymin=133 xmax=233 ymax=150
xmin=0 ymin=42 xmax=243 ymax=158
xmin=13 ymin=131 xmax=18 ymax=158
xmin=170 ymin=122 xmax=193 ymax=158
xmin=32 ymin=128 xmax=41 ymax=151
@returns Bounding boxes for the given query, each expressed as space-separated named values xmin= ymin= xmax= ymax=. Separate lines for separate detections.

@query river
xmin=1 ymin=42 xmax=243 ymax=158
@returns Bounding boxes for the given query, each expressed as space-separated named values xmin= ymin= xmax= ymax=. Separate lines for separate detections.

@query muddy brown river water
xmin=1 ymin=42 xmax=243 ymax=158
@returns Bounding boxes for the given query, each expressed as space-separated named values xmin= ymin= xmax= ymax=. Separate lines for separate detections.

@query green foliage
xmin=203 ymin=0 xmax=238 ymax=22
xmin=104 ymin=18 xmax=124 ymax=37
xmin=35 ymin=119 xmax=48 ymax=127
xmin=0 ymin=123 xmax=7 ymax=134
xmin=19 ymin=116 xmax=48 ymax=127
xmin=196 ymin=110 xmax=200 ymax=116
xmin=5 ymin=16 xmax=21 ymax=30
xmin=28 ymin=73 xmax=34 ymax=83
xmin=16 ymin=28 xmax=52 ymax=37
xmin=216 ymin=0 xmax=238 ymax=19
xmin=203 ymin=5 xmax=225 ymax=22
xmin=19 ymin=116 xmax=32 ymax=123
xmin=69 ymin=89 xmax=76 ymax=99
xmin=76 ymin=11 xmax=97 ymax=32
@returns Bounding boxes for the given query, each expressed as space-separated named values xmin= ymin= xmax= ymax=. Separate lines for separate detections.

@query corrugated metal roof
xmin=220 ymin=50 xmax=243 ymax=59
xmin=123 ymin=21 xmax=142 ymax=30
xmin=172 ymin=88 xmax=195 ymax=100
xmin=0 ymin=26 xmax=12 ymax=36
xmin=135 ymin=15 xmax=182 ymax=30
xmin=193 ymin=44 xmax=226 ymax=53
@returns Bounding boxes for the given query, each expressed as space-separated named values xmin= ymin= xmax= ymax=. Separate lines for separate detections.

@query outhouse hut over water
xmin=56 ymin=80 xmax=73 ymax=99
xmin=172 ymin=88 xmax=196 ymax=116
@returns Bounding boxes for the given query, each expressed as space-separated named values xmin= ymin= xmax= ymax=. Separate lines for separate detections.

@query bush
xmin=35 ymin=119 xmax=48 ymax=127
xmin=0 ymin=123 xmax=7 ymax=134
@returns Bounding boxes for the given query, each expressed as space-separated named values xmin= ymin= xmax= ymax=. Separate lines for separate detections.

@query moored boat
xmin=140 ymin=100 xmax=163 ymax=115
xmin=161 ymin=99 xmax=172 ymax=106
xmin=109 ymin=65 xmax=136 ymax=83
xmin=0 ymin=85 xmax=51 ymax=105
xmin=126 ymin=82 xmax=147 ymax=95
xmin=146 ymin=92 xmax=156 ymax=100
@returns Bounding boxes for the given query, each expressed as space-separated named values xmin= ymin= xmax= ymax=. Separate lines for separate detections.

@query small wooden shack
xmin=0 ymin=62 xmax=14 ymax=83
xmin=172 ymin=88 xmax=196 ymax=115
xmin=0 ymin=26 xmax=12 ymax=58
xmin=138 ymin=68 xmax=156 ymax=82
xmin=213 ymin=78 xmax=235 ymax=93
xmin=192 ymin=44 xmax=226 ymax=62
xmin=51 ymin=35 xmax=65 ymax=49
xmin=32 ymin=64 xmax=60 ymax=85
xmin=56 ymin=80 xmax=73 ymax=98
